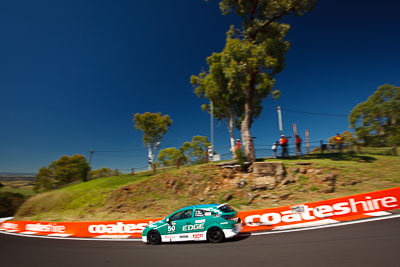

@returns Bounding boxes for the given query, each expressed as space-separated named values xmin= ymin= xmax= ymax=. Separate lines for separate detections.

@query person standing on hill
xmin=280 ymin=134 xmax=289 ymax=158
xmin=334 ymin=133 xmax=344 ymax=153
xmin=271 ymin=141 xmax=279 ymax=158
xmin=295 ymin=135 xmax=302 ymax=155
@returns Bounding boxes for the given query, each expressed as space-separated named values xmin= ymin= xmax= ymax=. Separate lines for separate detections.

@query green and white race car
xmin=142 ymin=203 xmax=242 ymax=244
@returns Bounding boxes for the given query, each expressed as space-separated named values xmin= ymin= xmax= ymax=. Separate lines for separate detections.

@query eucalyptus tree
xmin=349 ymin=84 xmax=400 ymax=147
xmin=191 ymin=51 xmax=244 ymax=156
xmin=133 ymin=112 xmax=173 ymax=170
xmin=199 ymin=0 xmax=316 ymax=162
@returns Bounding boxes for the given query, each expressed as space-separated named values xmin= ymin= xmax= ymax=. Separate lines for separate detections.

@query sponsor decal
xmin=182 ymin=223 xmax=204 ymax=231
xmin=193 ymin=233 xmax=204 ymax=239
xmin=2 ymin=222 xmax=19 ymax=230
xmin=88 ymin=221 xmax=152 ymax=234
xmin=244 ymin=195 xmax=399 ymax=226
xmin=25 ymin=223 xmax=65 ymax=233
xmin=180 ymin=235 xmax=189 ymax=239
xmin=195 ymin=219 xmax=205 ymax=223
xmin=291 ymin=205 xmax=306 ymax=214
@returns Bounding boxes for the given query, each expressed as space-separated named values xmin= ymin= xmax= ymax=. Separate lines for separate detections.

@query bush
xmin=0 ymin=191 xmax=26 ymax=217
xmin=35 ymin=154 xmax=90 ymax=192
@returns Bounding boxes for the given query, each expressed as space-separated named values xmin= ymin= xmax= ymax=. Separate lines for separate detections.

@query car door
xmin=168 ymin=209 xmax=195 ymax=238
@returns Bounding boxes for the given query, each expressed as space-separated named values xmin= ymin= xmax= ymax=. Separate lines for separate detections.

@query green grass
xmin=13 ymin=152 xmax=400 ymax=222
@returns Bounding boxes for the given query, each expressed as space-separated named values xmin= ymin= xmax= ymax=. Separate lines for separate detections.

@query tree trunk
xmin=228 ymin=114 xmax=236 ymax=158
xmin=241 ymin=72 xmax=257 ymax=163
xmin=147 ymin=145 xmax=153 ymax=170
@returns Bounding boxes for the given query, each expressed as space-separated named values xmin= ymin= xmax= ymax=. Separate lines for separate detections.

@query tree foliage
xmin=34 ymin=154 xmax=90 ymax=192
xmin=181 ymin=136 xmax=211 ymax=164
xmin=158 ymin=147 xmax=187 ymax=168
xmin=349 ymin=84 xmax=400 ymax=146
xmin=0 ymin=191 xmax=25 ymax=217
xmin=198 ymin=0 xmax=316 ymax=162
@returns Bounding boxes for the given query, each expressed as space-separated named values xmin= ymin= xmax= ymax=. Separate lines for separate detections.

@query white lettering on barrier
xmin=2 ymin=222 xmax=19 ymax=230
xmin=88 ymin=221 xmax=153 ymax=234
xmin=244 ymin=195 xmax=399 ymax=227
xmin=25 ymin=223 xmax=65 ymax=233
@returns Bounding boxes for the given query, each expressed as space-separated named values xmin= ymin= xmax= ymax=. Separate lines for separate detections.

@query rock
xmin=296 ymin=162 xmax=312 ymax=165
xmin=224 ymin=194 xmax=233 ymax=202
xmin=204 ymin=186 xmax=211 ymax=193
xmin=289 ymin=167 xmax=299 ymax=173
xmin=142 ymin=204 xmax=148 ymax=209
xmin=237 ymin=179 xmax=247 ymax=189
xmin=253 ymin=162 xmax=285 ymax=177
xmin=321 ymin=174 xmax=337 ymax=182
xmin=199 ymin=198 xmax=205 ymax=202
xmin=216 ymin=160 xmax=238 ymax=166
xmin=254 ymin=176 xmax=277 ymax=189
xmin=314 ymin=169 xmax=323 ymax=175
xmin=307 ymin=169 xmax=316 ymax=174
xmin=323 ymin=186 xmax=335 ymax=193
xmin=299 ymin=167 xmax=307 ymax=174
xmin=260 ymin=194 xmax=270 ymax=199
xmin=251 ymin=185 xmax=267 ymax=191
xmin=248 ymin=193 xmax=259 ymax=204
xmin=279 ymin=193 xmax=291 ymax=200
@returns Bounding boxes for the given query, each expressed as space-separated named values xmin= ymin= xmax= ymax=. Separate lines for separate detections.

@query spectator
xmin=334 ymin=133 xmax=344 ymax=152
xmin=295 ymin=135 xmax=302 ymax=155
xmin=280 ymin=134 xmax=289 ymax=158
xmin=271 ymin=141 xmax=279 ymax=158
xmin=233 ymin=139 xmax=242 ymax=159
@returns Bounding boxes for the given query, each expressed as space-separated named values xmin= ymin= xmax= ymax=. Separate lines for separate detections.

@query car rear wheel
xmin=207 ymin=227 xmax=225 ymax=243
xmin=147 ymin=230 xmax=161 ymax=245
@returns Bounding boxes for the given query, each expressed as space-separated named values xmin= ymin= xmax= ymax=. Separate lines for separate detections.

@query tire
xmin=147 ymin=230 xmax=161 ymax=245
xmin=207 ymin=227 xmax=225 ymax=243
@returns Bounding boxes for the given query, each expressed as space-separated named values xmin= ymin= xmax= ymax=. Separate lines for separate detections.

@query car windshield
xmin=218 ymin=204 xmax=236 ymax=213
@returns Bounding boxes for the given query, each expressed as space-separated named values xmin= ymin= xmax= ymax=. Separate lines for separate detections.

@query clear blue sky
xmin=1 ymin=0 xmax=399 ymax=173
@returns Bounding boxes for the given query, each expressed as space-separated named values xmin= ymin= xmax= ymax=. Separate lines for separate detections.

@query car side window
xmin=194 ymin=209 xmax=205 ymax=217
xmin=194 ymin=209 xmax=214 ymax=217
xmin=170 ymin=209 xmax=193 ymax=221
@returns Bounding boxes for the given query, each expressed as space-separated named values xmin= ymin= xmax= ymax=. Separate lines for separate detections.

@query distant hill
xmin=0 ymin=173 xmax=36 ymax=181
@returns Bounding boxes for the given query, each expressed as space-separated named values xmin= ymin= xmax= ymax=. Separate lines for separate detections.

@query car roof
xmin=177 ymin=204 xmax=220 ymax=211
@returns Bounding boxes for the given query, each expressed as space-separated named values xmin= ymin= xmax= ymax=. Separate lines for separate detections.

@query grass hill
xmin=14 ymin=153 xmax=400 ymax=222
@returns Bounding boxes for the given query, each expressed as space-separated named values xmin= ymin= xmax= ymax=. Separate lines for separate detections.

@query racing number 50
xmin=168 ymin=225 xmax=175 ymax=232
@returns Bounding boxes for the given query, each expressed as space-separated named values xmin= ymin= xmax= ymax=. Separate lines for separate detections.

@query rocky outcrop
xmin=252 ymin=162 xmax=286 ymax=190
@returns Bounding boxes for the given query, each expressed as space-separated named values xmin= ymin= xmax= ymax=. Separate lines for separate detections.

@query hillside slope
xmin=14 ymin=153 xmax=400 ymax=221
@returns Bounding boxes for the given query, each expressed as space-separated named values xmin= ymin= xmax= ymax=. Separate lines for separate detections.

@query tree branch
xmin=249 ymin=0 xmax=259 ymax=22
xmin=249 ymin=0 xmax=301 ymax=40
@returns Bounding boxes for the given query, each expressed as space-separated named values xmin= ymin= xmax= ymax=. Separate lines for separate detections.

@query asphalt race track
xmin=1 ymin=217 xmax=399 ymax=267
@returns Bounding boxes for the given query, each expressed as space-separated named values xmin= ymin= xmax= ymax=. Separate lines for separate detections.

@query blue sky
xmin=1 ymin=0 xmax=399 ymax=173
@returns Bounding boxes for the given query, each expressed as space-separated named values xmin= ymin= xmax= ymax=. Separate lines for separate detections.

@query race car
xmin=142 ymin=203 xmax=242 ymax=244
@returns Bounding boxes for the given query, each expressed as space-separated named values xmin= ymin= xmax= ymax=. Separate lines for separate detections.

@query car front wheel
xmin=147 ymin=230 xmax=161 ymax=245
xmin=207 ymin=227 xmax=225 ymax=243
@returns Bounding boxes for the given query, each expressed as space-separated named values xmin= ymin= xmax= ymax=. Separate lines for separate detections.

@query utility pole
xmin=305 ymin=130 xmax=310 ymax=154
xmin=276 ymin=106 xmax=283 ymax=134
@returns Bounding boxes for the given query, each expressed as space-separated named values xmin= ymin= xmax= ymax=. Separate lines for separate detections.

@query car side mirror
xmin=166 ymin=218 xmax=170 ymax=223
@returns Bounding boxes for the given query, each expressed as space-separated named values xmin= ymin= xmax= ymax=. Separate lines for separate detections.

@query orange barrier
xmin=1 ymin=187 xmax=399 ymax=238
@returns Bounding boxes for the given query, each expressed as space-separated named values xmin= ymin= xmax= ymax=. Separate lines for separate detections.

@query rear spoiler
xmin=217 ymin=203 xmax=228 ymax=208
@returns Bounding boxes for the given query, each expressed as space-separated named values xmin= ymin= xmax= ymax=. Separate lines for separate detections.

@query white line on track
xmin=1 ymin=214 xmax=400 ymax=242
